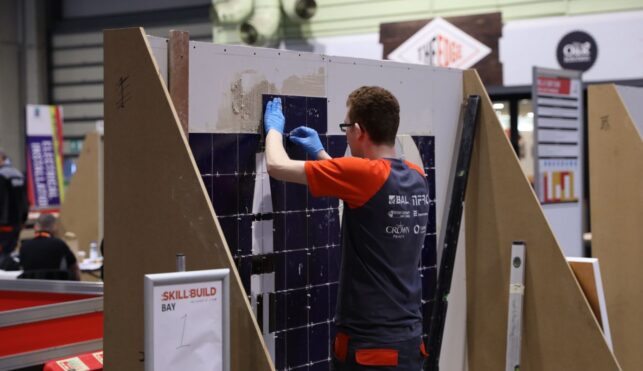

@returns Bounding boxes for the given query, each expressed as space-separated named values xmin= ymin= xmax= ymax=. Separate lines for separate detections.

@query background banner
xmin=25 ymin=105 xmax=65 ymax=210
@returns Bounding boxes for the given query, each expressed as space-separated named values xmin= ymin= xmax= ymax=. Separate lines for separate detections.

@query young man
xmin=264 ymin=86 xmax=429 ymax=370
xmin=0 ymin=149 xmax=29 ymax=261
xmin=19 ymin=214 xmax=81 ymax=281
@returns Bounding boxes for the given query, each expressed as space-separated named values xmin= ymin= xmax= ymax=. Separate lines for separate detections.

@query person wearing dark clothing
xmin=19 ymin=214 xmax=80 ymax=281
xmin=264 ymin=87 xmax=429 ymax=370
xmin=0 ymin=149 xmax=29 ymax=259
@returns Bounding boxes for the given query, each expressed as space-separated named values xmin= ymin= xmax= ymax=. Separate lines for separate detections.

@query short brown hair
xmin=346 ymin=86 xmax=399 ymax=146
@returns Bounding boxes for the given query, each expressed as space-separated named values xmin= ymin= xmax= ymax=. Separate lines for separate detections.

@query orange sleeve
xmin=404 ymin=160 xmax=426 ymax=176
xmin=304 ymin=157 xmax=391 ymax=208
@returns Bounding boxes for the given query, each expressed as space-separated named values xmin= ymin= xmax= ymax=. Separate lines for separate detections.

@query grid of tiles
xmin=188 ymin=95 xmax=437 ymax=371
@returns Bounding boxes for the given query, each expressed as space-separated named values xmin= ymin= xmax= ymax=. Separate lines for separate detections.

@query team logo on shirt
xmin=385 ymin=223 xmax=411 ymax=239
xmin=411 ymin=194 xmax=430 ymax=206
xmin=389 ymin=195 xmax=410 ymax=205
xmin=388 ymin=210 xmax=411 ymax=218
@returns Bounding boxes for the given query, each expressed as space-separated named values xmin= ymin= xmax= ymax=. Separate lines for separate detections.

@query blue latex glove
xmin=264 ymin=97 xmax=285 ymax=134
xmin=289 ymin=126 xmax=325 ymax=159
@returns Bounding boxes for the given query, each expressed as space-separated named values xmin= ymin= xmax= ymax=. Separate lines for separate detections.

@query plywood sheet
xmin=103 ymin=28 xmax=273 ymax=371
xmin=59 ymin=132 xmax=102 ymax=257
xmin=464 ymin=70 xmax=620 ymax=370
xmin=588 ymin=84 xmax=643 ymax=371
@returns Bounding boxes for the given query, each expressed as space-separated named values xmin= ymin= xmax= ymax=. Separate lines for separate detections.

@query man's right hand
xmin=264 ymin=97 xmax=285 ymax=134
xmin=289 ymin=126 xmax=325 ymax=159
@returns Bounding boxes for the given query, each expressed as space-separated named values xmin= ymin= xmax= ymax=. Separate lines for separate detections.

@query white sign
xmin=387 ymin=17 xmax=491 ymax=68
xmin=533 ymin=68 xmax=584 ymax=256
xmin=145 ymin=269 xmax=230 ymax=371
xmin=501 ymin=10 xmax=643 ymax=85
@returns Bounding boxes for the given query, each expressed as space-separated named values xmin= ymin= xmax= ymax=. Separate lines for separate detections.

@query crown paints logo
xmin=557 ymin=31 xmax=598 ymax=71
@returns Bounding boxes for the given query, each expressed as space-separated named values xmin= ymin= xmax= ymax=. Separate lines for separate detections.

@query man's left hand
xmin=264 ymin=97 xmax=285 ymax=134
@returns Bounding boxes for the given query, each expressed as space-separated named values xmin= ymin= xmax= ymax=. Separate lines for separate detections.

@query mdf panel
xmin=464 ymin=70 xmax=619 ymax=370
xmin=588 ymin=84 xmax=643 ymax=371
xmin=103 ymin=28 xmax=273 ymax=371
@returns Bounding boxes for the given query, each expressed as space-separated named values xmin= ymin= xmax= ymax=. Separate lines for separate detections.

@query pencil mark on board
xmin=117 ymin=75 xmax=131 ymax=109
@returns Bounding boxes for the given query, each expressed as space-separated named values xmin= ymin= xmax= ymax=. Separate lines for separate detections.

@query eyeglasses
xmin=339 ymin=122 xmax=355 ymax=132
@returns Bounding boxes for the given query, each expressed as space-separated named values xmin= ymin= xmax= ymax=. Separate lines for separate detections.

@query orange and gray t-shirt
xmin=305 ymin=157 xmax=429 ymax=342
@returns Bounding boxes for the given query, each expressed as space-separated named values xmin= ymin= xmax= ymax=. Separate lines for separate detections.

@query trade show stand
xmin=0 ymin=279 xmax=103 ymax=370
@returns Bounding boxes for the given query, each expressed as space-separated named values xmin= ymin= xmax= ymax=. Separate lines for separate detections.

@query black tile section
xmin=263 ymin=94 xmax=328 ymax=135
xmin=412 ymin=135 xmax=435 ymax=169
xmin=286 ymin=327 xmax=309 ymax=368
xmin=286 ymin=288 xmax=309 ymax=328
xmin=422 ymin=234 xmax=437 ymax=268
xmin=309 ymin=285 xmax=329 ymax=323
xmin=286 ymin=250 xmax=308 ymax=289
xmin=189 ymin=115 xmax=436 ymax=371
xmin=212 ymin=134 xmax=238 ymax=174
xmin=189 ymin=134 xmax=212 ymax=175
xmin=309 ymin=248 xmax=328 ymax=286
xmin=327 ymin=135 xmax=347 ymax=158
xmin=309 ymin=323 xmax=329 ymax=362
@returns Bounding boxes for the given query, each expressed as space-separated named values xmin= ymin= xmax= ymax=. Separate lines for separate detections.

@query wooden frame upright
xmin=588 ymin=84 xmax=643 ymax=370
xmin=103 ymin=28 xmax=273 ymax=371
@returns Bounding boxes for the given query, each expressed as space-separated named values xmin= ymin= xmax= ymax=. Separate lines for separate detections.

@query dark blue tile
xmin=309 ymin=248 xmax=328 ymax=286
xmin=286 ymin=288 xmax=308 ymax=328
xmin=422 ymin=235 xmax=437 ymax=268
xmin=309 ymin=323 xmax=329 ymax=362
xmin=217 ymin=216 xmax=238 ymax=255
xmin=275 ymin=331 xmax=286 ymax=370
xmin=327 ymin=135 xmax=347 ymax=158
xmin=422 ymin=301 xmax=434 ymax=335
xmin=211 ymin=175 xmax=238 ymax=216
xmin=308 ymin=191 xmax=330 ymax=211
xmin=427 ymin=168 xmax=436 ymax=200
xmin=284 ymin=96 xmax=307 ymax=133
xmin=286 ymin=250 xmax=308 ymax=289
xmin=422 ymin=267 xmax=437 ymax=301
xmin=188 ymin=133 xmax=212 ymax=175
xmin=236 ymin=256 xmax=252 ymax=296
xmin=272 ymin=213 xmax=286 ymax=252
xmin=329 ymin=283 xmax=338 ymax=318
xmin=274 ymin=252 xmax=286 ymax=291
xmin=310 ymin=361 xmax=329 ymax=371
xmin=238 ymin=174 xmax=255 ymax=215
xmin=238 ymin=134 xmax=260 ymax=175
xmin=428 ymin=201 xmax=436 ymax=234
xmin=285 ymin=212 xmax=307 ymax=250
xmin=308 ymin=211 xmax=329 ymax=248
xmin=306 ymin=97 xmax=327 ymax=134
xmin=327 ymin=209 xmax=340 ymax=245
xmin=285 ymin=182 xmax=308 ymax=210
xmin=286 ymin=327 xmax=309 ymax=368
xmin=309 ymin=285 xmax=329 ymax=323
xmin=285 ymin=135 xmax=308 ymax=161
xmin=201 ymin=175 xmax=213 ymax=203
xmin=412 ymin=135 xmax=435 ymax=169
xmin=212 ymin=134 xmax=238 ymax=174
xmin=269 ymin=178 xmax=286 ymax=212
xmin=275 ymin=292 xmax=288 ymax=332
xmin=328 ymin=245 xmax=341 ymax=283
xmin=238 ymin=215 xmax=253 ymax=256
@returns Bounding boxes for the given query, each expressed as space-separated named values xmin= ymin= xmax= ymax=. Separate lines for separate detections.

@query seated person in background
xmin=19 ymin=214 xmax=80 ymax=281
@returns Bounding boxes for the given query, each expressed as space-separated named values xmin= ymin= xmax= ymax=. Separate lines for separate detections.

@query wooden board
xmin=168 ymin=30 xmax=189 ymax=135
xmin=103 ymin=28 xmax=273 ymax=371
xmin=59 ymin=132 xmax=102 ymax=257
xmin=588 ymin=84 xmax=643 ymax=370
xmin=463 ymin=70 xmax=620 ymax=370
